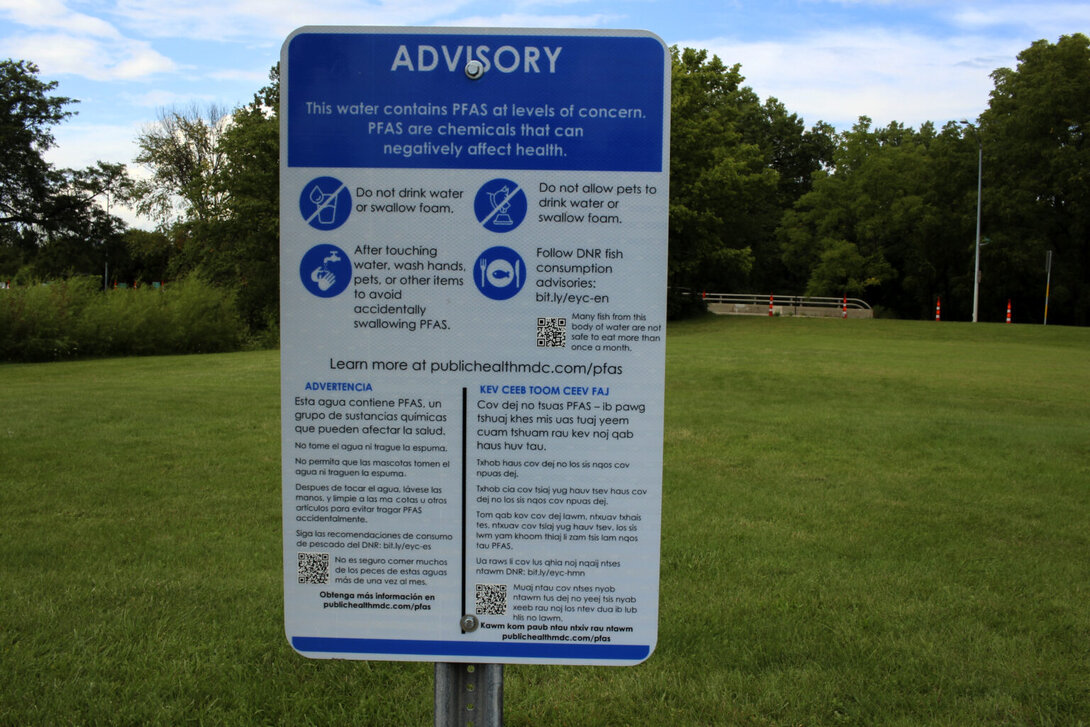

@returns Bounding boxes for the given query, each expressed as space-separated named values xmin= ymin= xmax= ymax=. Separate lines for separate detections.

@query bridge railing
xmin=702 ymin=293 xmax=873 ymax=317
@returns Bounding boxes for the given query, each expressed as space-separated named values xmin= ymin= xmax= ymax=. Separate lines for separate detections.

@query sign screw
xmin=465 ymin=60 xmax=484 ymax=79
xmin=460 ymin=614 xmax=480 ymax=632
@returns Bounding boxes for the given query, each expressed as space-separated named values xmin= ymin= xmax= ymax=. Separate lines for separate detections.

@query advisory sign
xmin=281 ymin=27 xmax=669 ymax=666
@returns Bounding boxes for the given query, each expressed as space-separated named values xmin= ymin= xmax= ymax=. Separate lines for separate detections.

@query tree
xmin=211 ymin=65 xmax=280 ymax=330
xmin=30 ymin=162 xmax=133 ymax=281
xmin=130 ymin=103 xmax=235 ymax=296
xmin=668 ymin=48 xmax=837 ymax=312
xmin=778 ymin=119 xmax=927 ymax=310
xmin=121 ymin=228 xmax=173 ymax=284
xmin=775 ymin=115 xmax=994 ymax=318
xmin=124 ymin=66 xmax=282 ymax=333
xmin=0 ymin=59 xmax=132 ymax=283
xmin=738 ymin=96 xmax=837 ymax=291
xmin=668 ymin=48 xmax=774 ymax=303
xmin=0 ymin=59 xmax=72 ymax=228
xmin=979 ymin=34 xmax=1090 ymax=324
xmin=133 ymin=104 xmax=231 ymax=227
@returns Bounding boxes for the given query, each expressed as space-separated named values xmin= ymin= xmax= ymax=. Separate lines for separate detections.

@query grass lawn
xmin=1 ymin=316 xmax=1088 ymax=725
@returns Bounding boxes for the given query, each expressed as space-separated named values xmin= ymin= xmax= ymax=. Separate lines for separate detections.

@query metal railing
xmin=702 ymin=293 xmax=872 ymax=317
xmin=703 ymin=293 xmax=870 ymax=309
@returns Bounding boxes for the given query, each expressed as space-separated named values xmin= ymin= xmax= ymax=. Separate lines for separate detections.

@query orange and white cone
xmin=1006 ymin=299 xmax=1012 ymax=323
xmin=935 ymin=296 xmax=941 ymax=321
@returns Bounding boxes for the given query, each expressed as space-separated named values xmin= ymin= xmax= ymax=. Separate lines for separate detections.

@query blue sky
xmin=1 ymin=0 xmax=1087 ymax=225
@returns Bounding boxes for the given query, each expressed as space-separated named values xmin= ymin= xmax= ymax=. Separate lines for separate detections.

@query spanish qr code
xmin=537 ymin=317 xmax=566 ymax=348
xmin=297 ymin=552 xmax=330 ymax=585
xmin=475 ymin=583 xmax=507 ymax=616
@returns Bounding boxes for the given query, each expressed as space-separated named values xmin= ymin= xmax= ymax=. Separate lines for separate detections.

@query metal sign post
xmin=435 ymin=663 xmax=503 ymax=727
xmin=279 ymin=26 xmax=669 ymax=719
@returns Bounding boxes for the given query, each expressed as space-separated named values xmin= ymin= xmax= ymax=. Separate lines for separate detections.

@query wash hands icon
xmin=310 ymin=250 xmax=341 ymax=291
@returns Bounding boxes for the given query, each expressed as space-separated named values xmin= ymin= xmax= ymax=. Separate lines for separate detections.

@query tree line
xmin=2 ymin=33 xmax=1088 ymax=332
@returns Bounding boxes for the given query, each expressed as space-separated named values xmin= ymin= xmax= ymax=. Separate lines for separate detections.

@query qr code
xmin=297 ymin=552 xmax=330 ymax=585
xmin=475 ymin=583 xmax=507 ymax=616
xmin=537 ymin=317 xmax=567 ymax=348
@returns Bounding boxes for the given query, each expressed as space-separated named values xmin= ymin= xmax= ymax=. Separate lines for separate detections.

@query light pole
xmin=104 ymin=189 xmax=110 ymax=292
xmin=972 ymin=137 xmax=982 ymax=323
xmin=1044 ymin=250 xmax=1053 ymax=325
xmin=960 ymin=120 xmax=983 ymax=322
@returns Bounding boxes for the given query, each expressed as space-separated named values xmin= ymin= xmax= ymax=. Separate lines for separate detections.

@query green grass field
xmin=2 ymin=316 xmax=1088 ymax=726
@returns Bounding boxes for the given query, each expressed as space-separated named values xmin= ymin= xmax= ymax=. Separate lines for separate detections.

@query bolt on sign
xmin=281 ymin=26 xmax=669 ymax=666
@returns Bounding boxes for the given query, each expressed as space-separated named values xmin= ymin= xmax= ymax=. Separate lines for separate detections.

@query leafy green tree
xmin=129 ymin=66 xmax=281 ymax=332
xmin=778 ymin=119 xmax=906 ymax=304
xmin=669 ymin=48 xmax=774 ymax=302
xmin=130 ymin=103 xmax=232 ymax=288
xmin=0 ymin=59 xmax=72 ymax=228
xmin=30 ymin=162 xmax=133 ymax=280
xmin=668 ymin=48 xmax=836 ymax=311
xmin=738 ymin=97 xmax=837 ymax=291
xmin=0 ymin=60 xmax=131 ymax=283
xmin=212 ymin=65 xmax=280 ymax=330
xmin=979 ymin=33 xmax=1090 ymax=324
xmin=777 ymin=118 xmax=981 ymax=317
xmin=120 ymin=228 xmax=173 ymax=285
xmin=132 ymin=104 xmax=231 ymax=226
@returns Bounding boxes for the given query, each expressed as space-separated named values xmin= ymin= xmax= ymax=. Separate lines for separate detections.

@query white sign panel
xmin=281 ymin=26 xmax=669 ymax=665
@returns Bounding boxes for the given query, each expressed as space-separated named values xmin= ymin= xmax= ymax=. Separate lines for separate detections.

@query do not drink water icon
xmin=300 ymin=176 xmax=351 ymax=230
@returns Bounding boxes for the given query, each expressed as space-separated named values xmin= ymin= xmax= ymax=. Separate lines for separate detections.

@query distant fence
xmin=703 ymin=293 xmax=873 ymax=319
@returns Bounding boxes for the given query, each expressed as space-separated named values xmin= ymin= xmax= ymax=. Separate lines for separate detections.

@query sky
xmin=1 ymin=0 xmax=1087 ymax=226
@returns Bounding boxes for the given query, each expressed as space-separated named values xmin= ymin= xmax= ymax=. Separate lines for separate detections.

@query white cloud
xmin=680 ymin=28 xmax=1027 ymax=129
xmin=2 ymin=32 xmax=177 ymax=80
xmin=121 ymin=88 xmax=221 ymax=108
xmin=43 ymin=122 xmax=142 ymax=169
xmin=111 ymin=0 xmax=476 ymax=43
xmin=0 ymin=0 xmax=178 ymax=81
xmin=951 ymin=3 xmax=1090 ymax=32
xmin=0 ymin=0 xmax=120 ymax=39
xmin=207 ymin=68 xmax=270 ymax=83
xmin=440 ymin=13 xmax=617 ymax=28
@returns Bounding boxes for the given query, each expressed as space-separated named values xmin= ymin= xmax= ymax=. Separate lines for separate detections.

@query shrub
xmin=0 ymin=278 xmax=99 ymax=361
xmin=161 ymin=278 xmax=244 ymax=354
xmin=0 ymin=277 xmax=245 ymax=362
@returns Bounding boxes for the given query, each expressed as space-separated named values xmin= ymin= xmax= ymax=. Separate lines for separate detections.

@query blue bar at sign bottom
xmin=292 ymin=636 xmax=651 ymax=661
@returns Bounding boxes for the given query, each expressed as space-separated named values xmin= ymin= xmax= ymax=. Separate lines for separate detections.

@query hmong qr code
xmin=475 ymin=583 xmax=507 ymax=616
xmin=297 ymin=552 xmax=330 ymax=585
xmin=537 ymin=317 xmax=566 ymax=348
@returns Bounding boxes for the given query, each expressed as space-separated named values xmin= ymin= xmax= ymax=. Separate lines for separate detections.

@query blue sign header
xmin=285 ymin=30 xmax=666 ymax=172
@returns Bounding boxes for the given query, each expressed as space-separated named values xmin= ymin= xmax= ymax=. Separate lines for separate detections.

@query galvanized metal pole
xmin=1044 ymin=250 xmax=1053 ymax=325
xmin=972 ymin=139 xmax=983 ymax=323
xmin=435 ymin=663 xmax=503 ymax=727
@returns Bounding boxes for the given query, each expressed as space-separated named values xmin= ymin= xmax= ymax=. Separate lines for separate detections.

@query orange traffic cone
xmin=935 ymin=296 xmax=941 ymax=321
xmin=1006 ymin=299 xmax=1012 ymax=323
